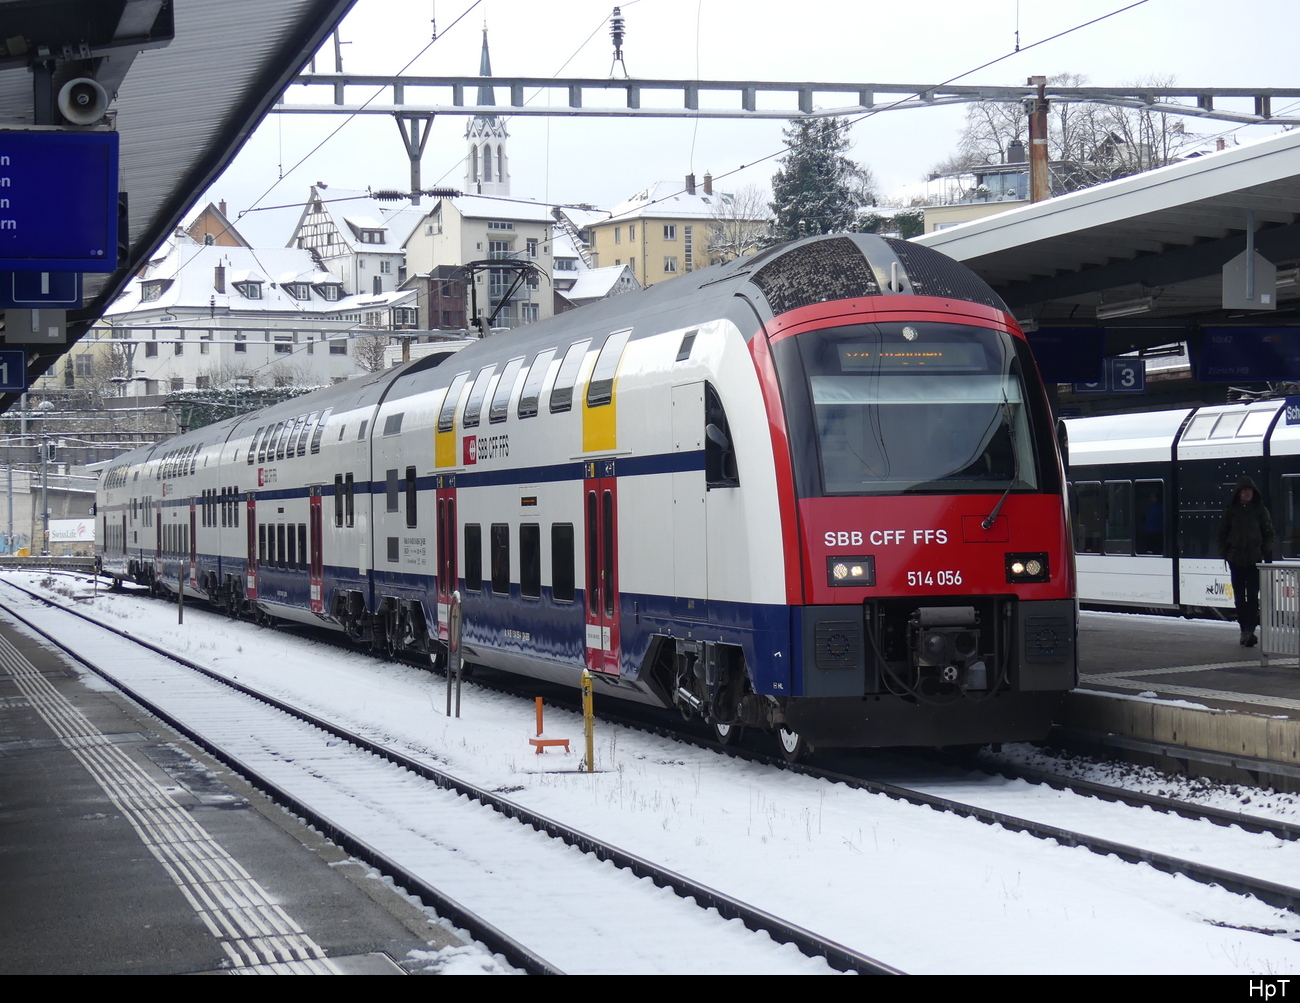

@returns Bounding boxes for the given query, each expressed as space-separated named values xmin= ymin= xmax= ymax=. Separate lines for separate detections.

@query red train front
xmin=731 ymin=235 xmax=1076 ymax=753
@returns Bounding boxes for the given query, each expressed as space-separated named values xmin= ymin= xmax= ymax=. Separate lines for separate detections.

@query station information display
xmin=0 ymin=130 xmax=119 ymax=272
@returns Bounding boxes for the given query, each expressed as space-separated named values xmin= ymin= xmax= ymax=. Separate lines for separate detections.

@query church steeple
xmin=466 ymin=28 xmax=510 ymax=197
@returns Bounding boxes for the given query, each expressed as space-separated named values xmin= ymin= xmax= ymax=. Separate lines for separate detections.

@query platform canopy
xmin=916 ymin=129 xmax=1300 ymax=358
xmin=0 ymin=0 xmax=356 ymax=408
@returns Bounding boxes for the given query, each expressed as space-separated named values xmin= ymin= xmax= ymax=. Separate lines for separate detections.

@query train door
xmin=188 ymin=500 xmax=197 ymax=589
xmin=584 ymin=460 xmax=620 ymax=675
xmin=309 ymin=486 xmax=324 ymax=613
xmin=154 ymin=502 xmax=162 ymax=574
xmin=435 ymin=476 xmax=457 ymax=641
xmin=246 ymin=491 xmax=258 ymax=600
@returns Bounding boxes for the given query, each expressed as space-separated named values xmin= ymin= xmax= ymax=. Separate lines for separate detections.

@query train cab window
xmin=520 ymin=523 xmax=541 ymax=599
xmin=1103 ymin=480 xmax=1133 ymax=555
xmin=517 ymin=349 xmax=556 ymax=419
xmin=586 ymin=330 xmax=632 ymax=408
xmin=1074 ymin=481 xmax=1103 ymax=554
xmin=1180 ymin=413 xmax=1218 ymax=441
xmin=490 ymin=357 xmax=525 ymax=423
xmin=550 ymin=340 xmax=591 ymax=414
xmin=705 ymin=383 xmax=740 ymax=488
xmin=405 ymin=467 xmax=418 ymax=527
xmin=462 ymin=366 xmax=496 ymax=428
xmin=1281 ymin=475 xmax=1300 ymax=559
xmin=334 ymin=474 xmax=344 ymax=527
xmin=464 ymin=524 xmax=483 ymax=591
xmin=439 ymin=373 xmax=471 ymax=432
xmin=386 ymin=469 xmax=399 ymax=512
xmin=551 ymin=523 xmax=575 ymax=602
xmin=310 ymin=409 xmax=332 ymax=453
xmin=1135 ymin=479 xmax=1165 ymax=556
xmin=490 ymin=523 xmax=510 ymax=594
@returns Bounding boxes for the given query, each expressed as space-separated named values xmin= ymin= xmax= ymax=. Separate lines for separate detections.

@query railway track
xmin=0 ymin=575 xmax=899 ymax=976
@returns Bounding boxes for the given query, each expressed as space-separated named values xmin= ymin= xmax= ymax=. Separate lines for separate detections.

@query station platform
xmin=1060 ymin=609 xmax=1300 ymax=789
xmin=0 ymin=616 xmax=458 ymax=975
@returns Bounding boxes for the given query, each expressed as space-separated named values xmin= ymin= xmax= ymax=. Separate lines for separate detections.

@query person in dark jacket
xmin=1217 ymin=475 xmax=1275 ymax=646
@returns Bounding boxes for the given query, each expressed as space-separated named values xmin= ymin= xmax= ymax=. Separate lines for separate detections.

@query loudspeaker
xmin=57 ymin=77 xmax=108 ymax=126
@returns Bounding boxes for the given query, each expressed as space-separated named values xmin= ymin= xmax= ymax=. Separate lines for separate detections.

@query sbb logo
xmin=463 ymin=435 xmax=477 ymax=465
xmin=825 ymin=531 xmax=863 ymax=547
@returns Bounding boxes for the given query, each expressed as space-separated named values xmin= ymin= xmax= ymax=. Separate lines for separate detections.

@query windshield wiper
xmin=981 ymin=392 xmax=1020 ymax=530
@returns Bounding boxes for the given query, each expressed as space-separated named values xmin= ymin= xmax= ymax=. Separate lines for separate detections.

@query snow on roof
xmin=302 ymin=187 xmax=426 ymax=251
xmin=446 ymin=194 xmax=555 ymax=223
xmin=550 ymin=231 xmax=589 ymax=268
xmin=604 ymin=181 xmax=732 ymax=223
xmin=566 ymin=264 xmax=638 ymax=302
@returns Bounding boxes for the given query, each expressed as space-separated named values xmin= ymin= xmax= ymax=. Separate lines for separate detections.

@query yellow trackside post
xmin=581 ymin=669 xmax=594 ymax=773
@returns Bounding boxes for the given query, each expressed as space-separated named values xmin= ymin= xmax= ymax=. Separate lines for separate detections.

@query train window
xmin=552 ymin=524 xmax=575 ymax=602
xmin=1241 ymin=410 xmax=1274 ymax=437
xmin=1074 ymin=481 xmax=1103 ymax=554
xmin=1209 ymin=412 xmax=1246 ymax=439
xmin=1282 ymin=476 xmax=1300 ymax=559
xmin=334 ymin=474 xmax=344 ymax=527
xmin=676 ymin=330 xmax=697 ymax=362
xmin=1135 ymin=479 xmax=1164 ymax=556
xmin=287 ymin=415 xmax=307 ymax=456
xmin=1180 ymin=413 xmax=1218 ymax=441
xmin=489 ymin=357 xmax=525 ymax=424
xmin=248 ymin=427 xmax=263 ymax=464
xmin=258 ymin=524 xmax=267 ymax=564
xmin=462 ymin=366 xmax=496 ymax=429
xmin=586 ymin=330 xmax=632 ymax=408
xmin=298 ymin=412 xmax=319 ymax=456
xmin=277 ymin=524 xmax=287 ymax=568
xmin=386 ymin=469 xmax=399 ymax=512
xmin=405 ymin=466 xmax=418 ymax=528
xmin=345 ymin=473 xmax=355 ymax=527
xmin=550 ymin=340 xmax=591 ymax=414
xmin=383 ymin=413 xmax=403 ymax=436
xmin=464 ymin=524 xmax=482 ymax=591
xmin=387 ymin=536 xmax=399 ymax=562
xmin=298 ymin=525 xmax=307 ymax=570
xmin=1103 ymin=480 xmax=1133 ymax=555
xmin=310 ymin=409 xmax=331 ymax=453
xmin=517 ymin=349 xmax=556 ymax=419
xmin=439 ymin=373 xmax=471 ymax=432
xmin=357 ymin=420 xmax=368 ymax=440
xmin=520 ymin=523 xmax=541 ymax=599
xmin=287 ymin=523 xmax=296 ymax=569
xmin=705 ymin=383 xmax=740 ymax=488
xmin=490 ymin=523 xmax=510 ymax=594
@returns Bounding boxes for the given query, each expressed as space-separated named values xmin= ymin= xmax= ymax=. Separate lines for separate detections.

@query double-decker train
xmin=1065 ymin=399 xmax=1300 ymax=615
xmin=96 ymin=233 xmax=1076 ymax=758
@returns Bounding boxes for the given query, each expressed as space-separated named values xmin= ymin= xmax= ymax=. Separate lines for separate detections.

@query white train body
xmin=99 ymin=234 xmax=1076 ymax=751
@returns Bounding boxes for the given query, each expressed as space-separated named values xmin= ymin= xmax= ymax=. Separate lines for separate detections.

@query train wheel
xmin=712 ymin=721 xmax=741 ymax=746
xmin=777 ymin=725 xmax=809 ymax=764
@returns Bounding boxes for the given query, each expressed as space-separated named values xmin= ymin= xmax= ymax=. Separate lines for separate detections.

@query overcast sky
xmin=204 ymin=0 xmax=1300 ymax=247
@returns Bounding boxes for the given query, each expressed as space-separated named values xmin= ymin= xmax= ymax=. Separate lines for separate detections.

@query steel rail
xmin=0 ymin=577 xmax=901 ymax=977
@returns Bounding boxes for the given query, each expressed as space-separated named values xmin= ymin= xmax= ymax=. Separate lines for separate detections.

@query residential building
xmin=185 ymin=200 xmax=250 ymax=247
xmin=287 ymin=185 xmax=424 ymax=296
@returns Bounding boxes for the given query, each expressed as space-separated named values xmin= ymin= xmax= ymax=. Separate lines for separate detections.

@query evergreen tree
xmin=768 ymin=118 xmax=876 ymax=243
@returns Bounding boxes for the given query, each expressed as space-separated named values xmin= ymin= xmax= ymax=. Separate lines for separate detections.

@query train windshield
xmin=774 ymin=322 xmax=1048 ymax=497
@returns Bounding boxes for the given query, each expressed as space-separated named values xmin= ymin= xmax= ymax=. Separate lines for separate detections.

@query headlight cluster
xmin=1005 ymin=552 xmax=1050 ymax=584
xmin=826 ymin=556 xmax=875 ymax=587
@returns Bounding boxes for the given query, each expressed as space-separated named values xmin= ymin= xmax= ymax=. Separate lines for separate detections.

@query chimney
xmin=1006 ymin=139 xmax=1026 ymax=164
xmin=685 ymin=173 xmax=696 ymax=195
xmin=703 ymin=173 xmax=713 ymax=195
xmin=214 ymin=265 xmax=225 ymax=293
xmin=1217 ymin=138 xmax=1226 ymax=151
xmin=218 ymin=200 xmax=227 ymax=217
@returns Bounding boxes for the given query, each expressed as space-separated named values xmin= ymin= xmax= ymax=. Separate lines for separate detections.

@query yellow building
xmin=589 ymin=175 xmax=766 ymax=286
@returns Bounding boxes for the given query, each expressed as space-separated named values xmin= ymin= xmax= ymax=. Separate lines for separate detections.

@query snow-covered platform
xmin=0 ymin=618 xmax=454 ymax=975
xmin=1059 ymin=611 xmax=1300 ymax=789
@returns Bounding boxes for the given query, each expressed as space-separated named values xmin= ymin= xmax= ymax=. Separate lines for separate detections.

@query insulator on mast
xmin=610 ymin=7 xmax=628 ymax=78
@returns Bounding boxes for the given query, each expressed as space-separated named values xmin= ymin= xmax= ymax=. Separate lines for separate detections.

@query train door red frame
xmin=435 ymin=475 xmax=457 ymax=641
xmin=309 ymin=487 xmax=324 ymax=613
xmin=188 ymin=501 xmax=197 ymax=589
xmin=246 ymin=492 xmax=257 ymax=600
xmin=584 ymin=460 xmax=620 ymax=675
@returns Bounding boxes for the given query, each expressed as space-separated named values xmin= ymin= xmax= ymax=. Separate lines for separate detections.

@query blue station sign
xmin=0 ymin=130 xmax=119 ymax=272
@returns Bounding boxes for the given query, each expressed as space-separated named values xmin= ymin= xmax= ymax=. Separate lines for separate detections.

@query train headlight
xmin=826 ymin=555 xmax=875 ymax=587
xmin=1005 ymin=552 xmax=1050 ymax=584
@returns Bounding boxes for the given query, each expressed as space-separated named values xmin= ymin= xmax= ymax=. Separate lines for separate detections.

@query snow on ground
xmin=13 ymin=573 xmax=1300 ymax=975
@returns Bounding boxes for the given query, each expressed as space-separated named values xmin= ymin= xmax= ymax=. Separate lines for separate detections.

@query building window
xmin=487 ymin=220 xmax=514 ymax=230
xmin=380 ymin=260 xmax=392 ymax=274
xmin=145 ymin=342 xmax=158 ymax=358
xmin=234 ymin=282 xmax=263 ymax=299
xmin=174 ymin=342 xmax=184 ymax=356
xmin=234 ymin=333 xmax=246 ymax=353
xmin=521 ymin=303 xmax=539 ymax=323
xmin=393 ymin=307 xmax=417 ymax=327
xmin=196 ymin=376 xmax=210 ymax=389
xmin=75 ymin=354 xmax=94 ymax=377
xmin=664 ymin=256 xmax=679 ymax=273
xmin=614 ymin=227 xmax=621 ymax=244
xmin=170 ymin=377 xmax=183 ymax=391
xmin=361 ymin=229 xmax=384 ymax=243
xmin=316 ymin=284 xmax=342 ymax=301
xmin=663 ymin=224 xmax=677 ymax=241
xmin=274 ymin=336 xmax=292 ymax=354
xmin=527 ymin=238 xmax=538 ymax=258
xmin=684 ymin=225 xmax=693 ymax=270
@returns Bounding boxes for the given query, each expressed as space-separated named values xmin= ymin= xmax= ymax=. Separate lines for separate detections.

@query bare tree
xmin=197 ymin=358 xmax=262 ymax=389
xmin=708 ymin=184 xmax=772 ymax=263
xmin=352 ymin=334 xmax=391 ymax=374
